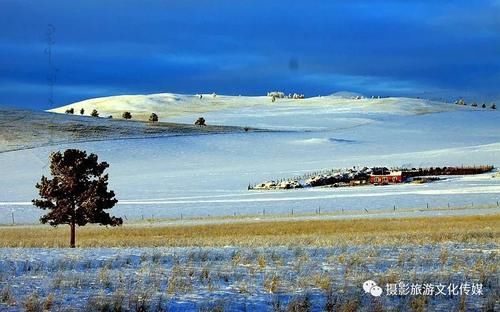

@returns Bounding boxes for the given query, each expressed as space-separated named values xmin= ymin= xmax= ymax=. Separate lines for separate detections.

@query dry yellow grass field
xmin=1 ymin=214 xmax=498 ymax=248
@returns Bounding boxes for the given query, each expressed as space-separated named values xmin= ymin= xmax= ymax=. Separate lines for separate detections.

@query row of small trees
xmin=64 ymin=108 xmax=206 ymax=125
xmin=65 ymin=108 xmax=87 ymax=115
xmin=455 ymin=99 xmax=496 ymax=109
xmin=65 ymin=107 xmax=99 ymax=116
xmin=65 ymin=108 xmax=160 ymax=122
xmin=121 ymin=111 xmax=159 ymax=122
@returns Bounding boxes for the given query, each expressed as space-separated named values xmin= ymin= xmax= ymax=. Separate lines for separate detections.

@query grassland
xmin=1 ymin=214 xmax=498 ymax=311
xmin=1 ymin=214 xmax=498 ymax=248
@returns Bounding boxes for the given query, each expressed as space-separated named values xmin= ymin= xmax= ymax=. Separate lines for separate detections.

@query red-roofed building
xmin=369 ymin=171 xmax=404 ymax=184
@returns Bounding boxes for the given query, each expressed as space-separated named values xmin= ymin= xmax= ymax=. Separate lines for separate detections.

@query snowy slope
xmin=0 ymin=108 xmax=252 ymax=153
xmin=1 ymin=93 xmax=498 ymax=223
xmin=49 ymin=93 xmax=465 ymax=123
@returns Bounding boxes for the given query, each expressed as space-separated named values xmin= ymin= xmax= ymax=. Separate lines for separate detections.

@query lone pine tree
xmin=149 ymin=112 xmax=159 ymax=122
xmin=32 ymin=149 xmax=122 ymax=248
xmin=122 ymin=111 xmax=132 ymax=119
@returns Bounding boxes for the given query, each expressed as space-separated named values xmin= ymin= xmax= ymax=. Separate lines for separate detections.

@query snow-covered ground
xmin=0 ymin=244 xmax=498 ymax=311
xmin=1 ymin=94 xmax=499 ymax=224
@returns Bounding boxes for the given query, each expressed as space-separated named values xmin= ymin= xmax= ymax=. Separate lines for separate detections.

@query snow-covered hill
xmin=49 ymin=93 xmax=467 ymax=123
xmin=1 ymin=92 xmax=498 ymax=223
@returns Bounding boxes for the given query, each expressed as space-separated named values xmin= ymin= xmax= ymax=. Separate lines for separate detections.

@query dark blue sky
xmin=1 ymin=0 xmax=499 ymax=109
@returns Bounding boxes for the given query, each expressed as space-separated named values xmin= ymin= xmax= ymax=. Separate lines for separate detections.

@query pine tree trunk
xmin=70 ymin=222 xmax=76 ymax=248
xmin=70 ymin=199 xmax=76 ymax=248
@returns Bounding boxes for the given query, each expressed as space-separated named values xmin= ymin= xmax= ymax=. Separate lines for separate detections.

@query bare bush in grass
xmin=323 ymin=292 xmax=337 ymax=312
xmin=24 ymin=292 xmax=42 ymax=312
xmin=86 ymin=292 xmax=123 ymax=312
xmin=200 ymin=266 xmax=210 ymax=283
xmin=199 ymin=300 xmax=225 ymax=312
xmin=43 ymin=294 xmax=55 ymax=311
xmin=264 ymin=274 xmax=280 ymax=293
xmin=409 ymin=295 xmax=428 ymax=312
xmin=341 ymin=299 xmax=359 ymax=312
xmin=313 ymin=274 xmax=332 ymax=292
xmin=257 ymin=254 xmax=267 ymax=270
xmin=0 ymin=286 xmax=16 ymax=306
xmin=128 ymin=291 xmax=152 ymax=312
xmin=167 ymin=265 xmax=193 ymax=295
xmin=99 ymin=267 xmax=112 ymax=289
xmin=285 ymin=294 xmax=311 ymax=312
xmin=324 ymin=295 xmax=359 ymax=312
xmin=439 ymin=248 xmax=449 ymax=266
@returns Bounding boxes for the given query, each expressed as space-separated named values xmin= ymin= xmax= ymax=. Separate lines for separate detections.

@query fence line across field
xmin=4 ymin=200 xmax=499 ymax=226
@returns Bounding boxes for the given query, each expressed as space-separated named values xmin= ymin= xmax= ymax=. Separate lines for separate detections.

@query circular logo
xmin=363 ymin=280 xmax=377 ymax=293
xmin=370 ymin=285 xmax=383 ymax=297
